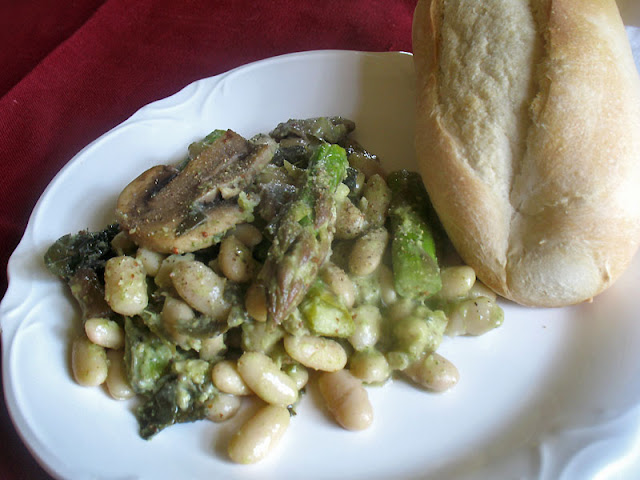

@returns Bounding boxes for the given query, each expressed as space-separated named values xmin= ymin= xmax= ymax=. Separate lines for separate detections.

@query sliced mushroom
xmin=116 ymin=130 xmax=276 ymax=253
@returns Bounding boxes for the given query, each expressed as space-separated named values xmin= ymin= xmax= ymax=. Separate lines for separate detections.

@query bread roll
xmin=412 ymin=0 xmax=640 ymax=306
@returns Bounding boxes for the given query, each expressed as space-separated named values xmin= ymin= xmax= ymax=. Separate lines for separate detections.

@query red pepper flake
xmin=202 ymin=231 xmax=209 ymax=238
xmin=172 ymin=247 xmax=179 ymax=255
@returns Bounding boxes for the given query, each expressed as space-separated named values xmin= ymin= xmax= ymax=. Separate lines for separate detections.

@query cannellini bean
xmin=218 ymin=235 xmax=256 ymax=283
xmin=378 ymin=264 xmax=397 ymax=306
xmin=84 ymin=318 xmax=124 ymax=349
xmin=403 ymin=353 xmax=459 ymax=392
xmin=245 ymin=283 xmax=268 ymax=322
xmin=320 ymin=262 xmax=356 ymax=309
xmin=349 ymin=227 xmax=389 ymax=276
xmin=135 ymin=247 xmax=165 ymax=277
xmin=110 ymin=231 xmax=136 ymax=256
xmin=104 ymin=256 xmax=148 ymax=316
xmin=467 ymin=281 xmax=497 ymax=301
xmin=161 ymin=296 xmax=195 ymax=346
xmin=392 ymin=308 xmax=447 ymax=358
xmin=237 ymin=352 xmax=298 ymax=406
xmin=154 ymin=253 xmax=195 ymax=289
xmin=232 ymin=223 xmax=263 ymax=248
xmin=318 ymin=369 xmax=373 ymax=431
xmin=228 ymin=404 xmax=290 ymax=464
xmin=106 ymin=349 xmax=134 ymax=400
xmin=445 ymin=296 xmax=504 ymax=336
xmin=212 ymin=360 xmax=252 ymax=396
xmin=206 ymin=393 xmax=241 ymax=423
xmin=283 ymin=363 xmax=309 ymax=390
xmin=335 ymin=198 xmax=366 ymax=240
xmin=361 ymin=174 xmax=392 ymax=228
xmin=349 ymin=305 xmax=382 ymax=351
xmin=199 ymin=334 xmax=227 ymax=361
xmin=170 ymin=260 xmax=229 ymax=319
xmin=72 ymin=336 xmax=108 ymax=387
xmin=241 ymin=320 xmax=285 ymax=354
xmin=349 ymin=349 xmax=391 ymax=385
xmin=283 ymin=334 xmax=347 ymax=372
xmin=438 ymin=266 xmax=476 ymax=300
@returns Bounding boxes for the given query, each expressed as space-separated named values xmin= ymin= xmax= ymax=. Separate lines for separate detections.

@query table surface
xmin=0 ymin=1 xmax=415 ymax=478
xmin=1 ymin=1 xmax=638 ymax=479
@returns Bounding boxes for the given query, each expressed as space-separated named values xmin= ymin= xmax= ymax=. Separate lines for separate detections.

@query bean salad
xmin=45 ymin=117 xmax=504 ymax=464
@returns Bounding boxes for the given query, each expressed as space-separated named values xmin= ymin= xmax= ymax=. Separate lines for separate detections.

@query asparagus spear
xmin=258 ymin=142 xmax=349 ymax=324
xmin=387 ymin=170 xmax=442 ymax=299
xmin=299 ymin=279 xmax=354 ymax=338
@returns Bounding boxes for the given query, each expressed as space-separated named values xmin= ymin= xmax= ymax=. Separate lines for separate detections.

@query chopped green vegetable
xmin=385 ymin=305 xmax=448 ymax=370
xmin=299 ymin=279 xmax=354 ymax=338
xmin=44 ymin=224 xmax=120 ymax=281
xmin=124 ymin=317 xmax=176 ymax=395
xmin=258 ymin=142 xmax=348 ymax=324
xmin=136 ymin=359 xmax=217 ymax=439
xmin=388 ymin=170 xmax=442 ymax=299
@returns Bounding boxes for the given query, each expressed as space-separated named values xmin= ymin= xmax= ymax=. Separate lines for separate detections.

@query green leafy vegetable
xmin=44 ymin=224 xmax=120 ymax=281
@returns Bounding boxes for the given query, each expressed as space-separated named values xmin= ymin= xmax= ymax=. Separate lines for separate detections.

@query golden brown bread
xmin=412 ymin=0 xmax=640 ymax=306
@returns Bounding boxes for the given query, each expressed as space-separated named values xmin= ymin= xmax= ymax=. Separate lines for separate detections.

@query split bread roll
xmin=412 ymin=0 xmax=640 ymax=307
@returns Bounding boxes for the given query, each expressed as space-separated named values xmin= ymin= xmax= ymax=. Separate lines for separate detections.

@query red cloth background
xmin=0 ymin=1 xmax=416 ymax=477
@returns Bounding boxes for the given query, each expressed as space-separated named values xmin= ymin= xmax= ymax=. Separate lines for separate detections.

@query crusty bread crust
xmin=413 ymin=0 xmax=640 ymax=306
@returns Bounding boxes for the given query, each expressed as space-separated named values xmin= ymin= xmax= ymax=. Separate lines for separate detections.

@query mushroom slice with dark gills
xmin=116 ymin=130 xmax=276 ymax=254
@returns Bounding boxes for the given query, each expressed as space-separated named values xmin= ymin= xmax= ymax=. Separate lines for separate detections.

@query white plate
xmin=2 ymin=50 xmax=640 ymax=480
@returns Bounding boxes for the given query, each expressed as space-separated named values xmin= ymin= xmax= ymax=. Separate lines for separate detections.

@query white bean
xmin=349 ymin=227 xmax=389 ymax=276
xmin=283 ymin=363 xmax=309 ymax=390
xmin=349 ymin=305 xmax=382 ymax=351
xmin=135 ymin=247 xmax=166 ymax=277
xmin=445 ymin=296 xmax=504 ymax=336
xmin=378 ymin=264 xmax=397 ymax=306
xmin=110 ymin=231 xmax=136 ymax=256
xmin=283 ymin=334 xmax=347 ymax=372
xmin=361 ymin=174 xmax=392 ymax=228
xmin=438 ymin=266 xmax=476 ymax=300
xmin=237 ymin=352 xmax=298 ymax=406
xmin=106 ymin=349 xmax=134 ymax=400
xmin=467 ymin=280 xmax=497 ymax=301
xmin=104 ymin=256 xmax=148 ymax=316
xmin=84 ymin=318 xmax=124 ymax=349
xmin=170 ymin=260 xmax=229 ymax=319
xmin=161 ymin=296 xmax=194 ymax=347
xmin=211 ymin=360 xmax=252 ymax=396
xmin=349 ymin=349 xmax=391 ymax=384
xmin=228 ymin=404 xmax=290 ymax=464
xmin=218 ymin=235 xmax=256 ymax=283
xmin=72 ymin=336 xmax=108 ymax=387
xmin=318 ymin=369 xmax=373 ymax=431
xmin=335 ymin=198 xmax=366 ymax=240
xmin=233 ymin=223 xmax=263 ymax=248
xmin=403 ymin=353 xmax=459 ymax=392
xmin=245 ymin=283 xmax=268 ymax=322
xmin=320 ymin=262 xmax=356 ymax=309
xmin=154 ymin=253 xmax=195 ymax=289
xmin=206 ymin=393 xmax=241 ymax=423
xmin=199 ymin=334 xmax=227 ymax=361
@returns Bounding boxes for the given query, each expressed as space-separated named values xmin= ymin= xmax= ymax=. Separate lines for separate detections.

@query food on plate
xmin=412 ymin=0 xmax=640 ymax=307
xmin=44 ymin=117 xmax=503 ymax=464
